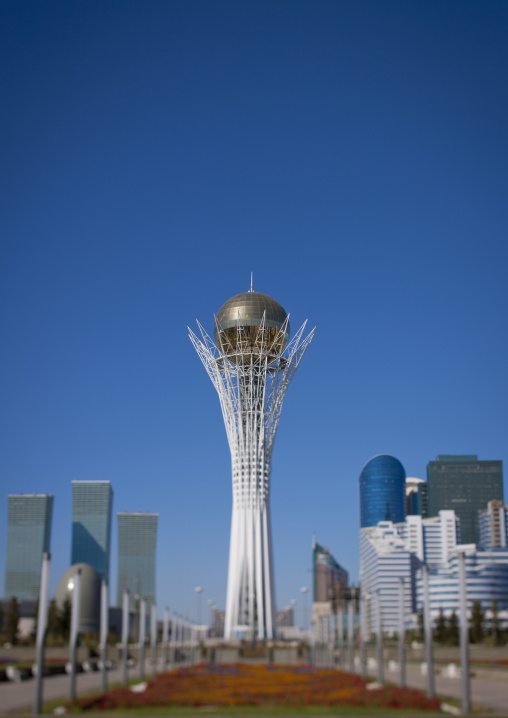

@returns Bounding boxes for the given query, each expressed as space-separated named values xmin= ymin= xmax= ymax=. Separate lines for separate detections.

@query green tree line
xmin=413 ymin=599 xmax=502 ymax=646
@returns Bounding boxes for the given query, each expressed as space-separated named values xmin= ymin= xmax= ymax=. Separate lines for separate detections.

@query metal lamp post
xmin=458 ymin=551 xmax=471 ymax=714
xmin=375 ymin=589 xmax=384 ymax=685
xmin=121 ymin=589 xmax=130 ymax=686
xmin=398 ymin=578 xmax=406 ymax=688
xmin=100 ymin=579 xmax=109 ymax=693
xmin=69 ymin=568 xmax=82 ymax=702
xmin=34 ymin=552 xmax=50 ymax=715
xmin=422 ymin=564 xmax=435 ymax=698
xmin=195 ymin=587 xmax=203 ymax=628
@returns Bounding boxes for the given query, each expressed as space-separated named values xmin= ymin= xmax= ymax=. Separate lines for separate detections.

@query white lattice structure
xmin=189 ymin=290 xmax=314 ymax=638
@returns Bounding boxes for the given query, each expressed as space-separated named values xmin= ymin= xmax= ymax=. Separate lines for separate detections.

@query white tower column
xmin=189 ymin=289 xmax=314 ymax=639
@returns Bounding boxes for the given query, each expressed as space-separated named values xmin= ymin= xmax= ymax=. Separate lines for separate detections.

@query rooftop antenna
xmin=249 ymin=272 xmax=254 ymax=292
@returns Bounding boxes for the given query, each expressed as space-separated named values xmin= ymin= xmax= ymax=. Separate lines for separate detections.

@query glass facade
xmin=313 ymin=540 xmax=348 ymax=606
xmin=427 ymin=455 xmax=503 ymax=545
xmin=359 ymin=454 xmax=406 ymax=528
xmin=5 ymin=494 xmax=54 ymax=600
xmin=116 ymin=512 xmax=158 ymax=609
xmin=71 ymin=481 xmax=113 ymax=582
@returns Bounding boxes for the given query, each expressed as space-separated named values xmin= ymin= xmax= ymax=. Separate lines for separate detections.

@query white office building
xmin=360 ymin=509 xmax=508 ymax=633
xmin=359 ymin=521 xmax=417 ymax=635
xmin=478 ymin=500 xmax=508 ymax=548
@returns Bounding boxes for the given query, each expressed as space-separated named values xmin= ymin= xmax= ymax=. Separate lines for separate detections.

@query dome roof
xmin=215 ymin=291 xmax=288 ymax=332
xmin=213 ymin=291 xmax=290 ymax=359
xmin=54 ymin=563 xmax=100 ymax=633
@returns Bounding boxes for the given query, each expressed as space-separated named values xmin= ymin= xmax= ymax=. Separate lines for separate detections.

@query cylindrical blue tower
xmin=359 ymin=454 xmax=406 ymax=528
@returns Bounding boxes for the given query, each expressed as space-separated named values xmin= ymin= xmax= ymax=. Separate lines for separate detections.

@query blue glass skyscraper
xmin=117 ymin=512 xmax=158 ymax=609
xmin=359 ymin=454 xmax=406 ymax=528
xmin=71 ymin=481 xmax=113 ymax=582
xmin=5 ymin=494 xmax=54 ymax=600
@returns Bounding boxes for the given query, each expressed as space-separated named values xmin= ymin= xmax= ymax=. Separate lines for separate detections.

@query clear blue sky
xmin=1 ymin=1 xmax=507 ymax=624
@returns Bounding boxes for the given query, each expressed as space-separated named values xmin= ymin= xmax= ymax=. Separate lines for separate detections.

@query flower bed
xmin=74 ymin=664 xmax=441 ymax=712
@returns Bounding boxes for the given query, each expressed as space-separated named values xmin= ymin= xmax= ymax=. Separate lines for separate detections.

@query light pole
xmin=422 ymin=564 xmax=435 ymax=698
xmin=34 ymin=552 xmax=50 ymax=715
xmin=195 ymin=587 xmax=203 ymax=627
xmin=458 ymin=551 xmax=471 ymax=714
xmin=300 ymin=587 xmax=309 ymax=632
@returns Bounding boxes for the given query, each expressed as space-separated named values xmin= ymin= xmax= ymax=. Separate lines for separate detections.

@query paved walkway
xmin=384 ymin=662 xmax=508 ymax=714
xmin=0 ymin=664 xmax=157 ymax=715
xmin=0 ymin=661 xmax=507 ymax=715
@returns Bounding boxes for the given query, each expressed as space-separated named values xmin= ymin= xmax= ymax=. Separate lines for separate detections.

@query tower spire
xmin=188 ymin=291 xmax=315 ymax=639
xmin=249 ymin=272 xmax=254 ymax=292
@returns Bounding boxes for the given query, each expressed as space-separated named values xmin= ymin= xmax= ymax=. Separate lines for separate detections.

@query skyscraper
xmin=427 ymin=455 xmax=504 ymax=545
xmin=189 ymin=287 xmax=314 ymax=638
xmin=478 ymin=500 xmax=508 ymax=548
xmin=116 ymin=512 xmax=158 ymax=608
xmin=405 ymin=477 xmax=426 ymax=516
xmin=359 ymin=454 xmax=406 ymax=528
xmin=313 ymin=539 xmax=348 ymax=606
xmin=4 ymin=494 xmax=54 ymax=600
xmin=71 ymin=481 xmax=113 ymax=582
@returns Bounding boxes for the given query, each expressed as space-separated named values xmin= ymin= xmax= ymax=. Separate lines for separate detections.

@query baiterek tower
xmin=189 ymin=285 xmax=314 ymax=639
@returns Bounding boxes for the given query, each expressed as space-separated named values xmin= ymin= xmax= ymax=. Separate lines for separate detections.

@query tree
xmin=470 ymin=600 xmax=485 ymax=643
xmin=31 ymin=599 xmax=40 ymax=643
xmin=5 ymin=597 xmax=20 ymax=644
xmin=434 ymin=608 xmax=447 ymax=644
xmin=447 ymin=611 xmax=459 ymax=646
xmin=58 ymin=598 xmax=72 ymax=641
xmin=490 ymin=599 xmax=499 ymax=645
xmin=47 ymin=600 xmax=61 ymax=642
xmin=416 ymin=607 xmax=424 ymax=642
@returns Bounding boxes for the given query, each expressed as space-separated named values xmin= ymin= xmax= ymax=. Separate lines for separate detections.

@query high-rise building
xmin=418 ymin=481 xmax=429 ymax=518
xmin=189 ymin=287 xmax=314 ymax=639
xmin=276 ymin=606 xmax=294 ymax=627
xmin=4 ymin=494 xmax=54 ymax=600
xmin=405 ymin=477 xmax=425 ymax=516
xmin=360 ymin=520 xmax=417 ymax=634
xmin=479 ymin=500 xmax=508 ymax=548
xmin=210 ymin=606 xmax=225 ymax=637
xmin=71 ymin=481 xmax=113 ymax=582
xmin=361 ymin=510 xmax=508 ymax=632
xmin=427 ymin=455 xmax=503 ymax=545
xmin=313 ymin=539 xmax=348 ymax=606
xmin=117 ymin=512 xmax=158 ymax=609
xmin=359 ymin=454 xmax=406 ymax=528
xmin=415 ymin=547 xmax=508 ymax=618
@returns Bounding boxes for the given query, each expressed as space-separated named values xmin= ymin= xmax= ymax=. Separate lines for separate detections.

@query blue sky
xmin=1 ymin=1 xmax=507 ymax=625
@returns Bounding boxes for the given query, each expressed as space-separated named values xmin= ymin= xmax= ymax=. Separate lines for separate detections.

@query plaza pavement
xmin=0 ymin=660 xmax=507 ymax=715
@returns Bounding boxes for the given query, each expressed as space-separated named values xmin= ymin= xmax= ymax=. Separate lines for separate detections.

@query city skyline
xmin=1 ymin=1 xmax=508 ymax=618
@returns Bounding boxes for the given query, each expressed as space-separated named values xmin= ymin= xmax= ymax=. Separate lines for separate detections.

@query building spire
xmin=249 ymin=272 xmax=254 ymax=292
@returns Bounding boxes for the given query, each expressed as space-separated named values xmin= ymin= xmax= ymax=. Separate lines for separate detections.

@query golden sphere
xmin=214 ymin=291 xmax=289 ymax=359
